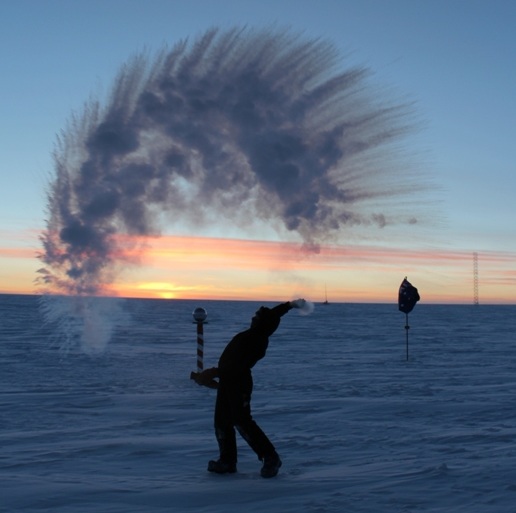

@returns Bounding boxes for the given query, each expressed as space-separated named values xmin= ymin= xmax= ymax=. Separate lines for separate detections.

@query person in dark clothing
xmin=194 ymin=299 xmax=306 ymax=478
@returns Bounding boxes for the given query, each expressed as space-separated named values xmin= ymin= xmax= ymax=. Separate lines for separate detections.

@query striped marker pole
xmin=192 ymin=307 xmax=207 ymax=374
xmin=196 ymin=318 xmax=204 ymax=373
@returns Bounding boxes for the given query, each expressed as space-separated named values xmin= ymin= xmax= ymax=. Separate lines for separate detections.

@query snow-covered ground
xmin=2 ymin=294 xmax=516 ymax=512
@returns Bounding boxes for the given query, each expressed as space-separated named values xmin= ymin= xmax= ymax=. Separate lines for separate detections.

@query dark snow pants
xmin=214 ymin=372 xmax=275 ymax=463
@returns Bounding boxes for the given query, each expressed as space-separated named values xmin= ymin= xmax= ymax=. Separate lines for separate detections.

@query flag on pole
xmin=398 ymin=277 xmax=420 ymax=314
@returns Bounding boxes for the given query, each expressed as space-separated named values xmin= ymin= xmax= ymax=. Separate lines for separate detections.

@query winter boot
xmin=260 ymin=452 xmax=282 ymax=478
xmin=207 ymin=459 xmax=237 ymax=474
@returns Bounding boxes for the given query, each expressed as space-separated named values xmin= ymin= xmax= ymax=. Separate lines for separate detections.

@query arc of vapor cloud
xmin=38 ymin=26 xmax=428 ymax=296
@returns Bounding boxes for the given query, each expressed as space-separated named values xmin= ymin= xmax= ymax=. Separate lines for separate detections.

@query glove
xmin=290 ymin=298 xmax=306 ymax=309
xmin=191 ymin=367 xmax=219 ymax=389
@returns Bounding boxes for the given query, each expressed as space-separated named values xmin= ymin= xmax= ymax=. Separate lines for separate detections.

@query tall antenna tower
xmin=473 ymin=252 xmax=479 ymax=305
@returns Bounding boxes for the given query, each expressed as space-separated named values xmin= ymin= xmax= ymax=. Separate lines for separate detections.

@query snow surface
xmin=2 ymin=294 xmax=516 ymax=512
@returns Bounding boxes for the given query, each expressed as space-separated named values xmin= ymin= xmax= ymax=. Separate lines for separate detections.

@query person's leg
xmin=228 ymin=375 xmax=277 ymax=461
xmin=235 ymin=407 xmax=282 ymax=477
xmin=209 ymin=384 xmax=237 ymax=472
xmin=235 ymin=411 xmax=276 ymax=460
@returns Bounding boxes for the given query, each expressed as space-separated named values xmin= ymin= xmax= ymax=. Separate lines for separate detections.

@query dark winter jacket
xmin=217 ymin=302 xmax=292 ymax=379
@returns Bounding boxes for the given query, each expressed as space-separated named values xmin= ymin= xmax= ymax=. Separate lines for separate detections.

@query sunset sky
xmin=1 ymin=0 xmax=515 ymax=304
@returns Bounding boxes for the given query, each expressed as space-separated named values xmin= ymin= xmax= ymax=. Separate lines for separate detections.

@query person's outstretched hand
xmin=290 ymin=298 xmax=306 ymax=309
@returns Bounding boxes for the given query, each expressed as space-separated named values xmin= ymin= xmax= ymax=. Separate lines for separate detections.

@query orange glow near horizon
xmin=1 ymin=231 xmax=515 ymax=304
xmin=111 ymin=235 xmax=515 ymax=303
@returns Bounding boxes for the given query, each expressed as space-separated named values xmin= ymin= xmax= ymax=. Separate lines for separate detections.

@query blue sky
xmin=1 ymin=0 xmax=515 ymax=302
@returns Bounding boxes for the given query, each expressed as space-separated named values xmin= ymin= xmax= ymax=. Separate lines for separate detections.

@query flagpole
xmin=405 ymin=313 xmax=409 ymax=361
xmin=399 ymin=277 xmax=419 ymax=362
